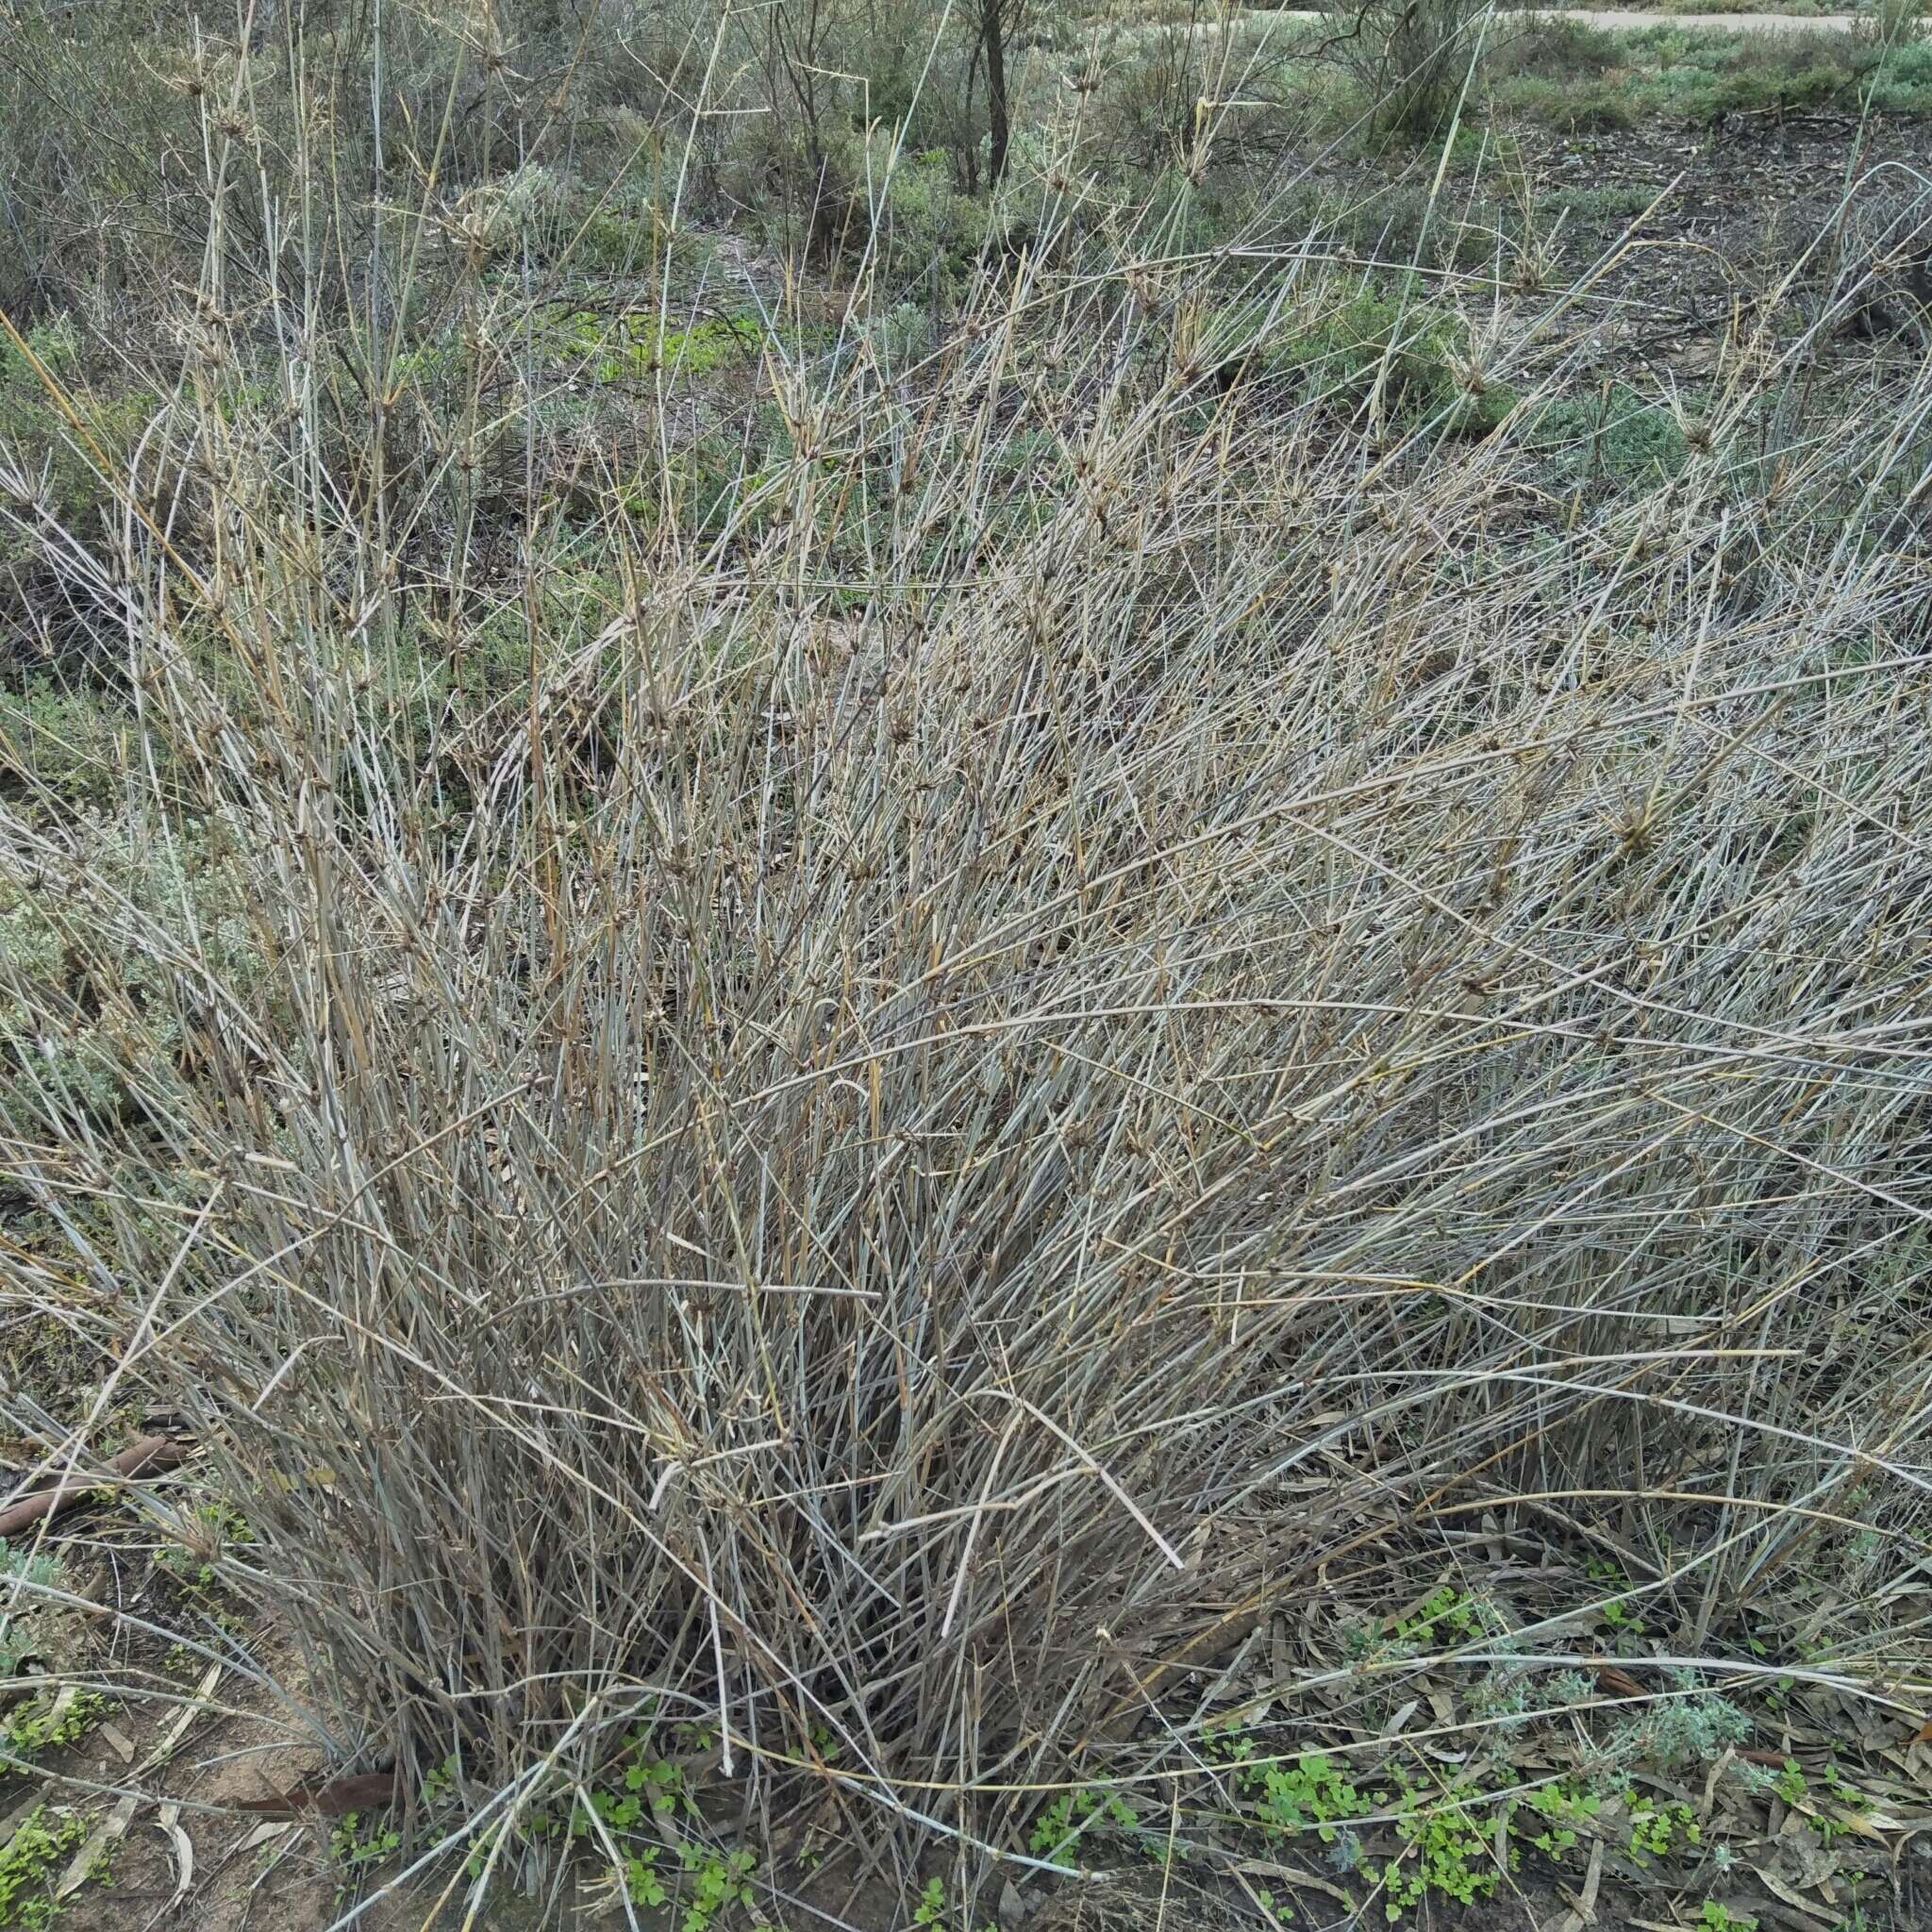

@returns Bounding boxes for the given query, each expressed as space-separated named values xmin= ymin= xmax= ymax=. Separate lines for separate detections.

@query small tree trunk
xmin=983 ymin=0 xmax=1010 ymax=187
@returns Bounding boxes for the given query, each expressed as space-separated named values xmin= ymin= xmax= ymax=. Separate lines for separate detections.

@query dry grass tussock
xmin=0 ymin=45 xmax=1930 ymax=1921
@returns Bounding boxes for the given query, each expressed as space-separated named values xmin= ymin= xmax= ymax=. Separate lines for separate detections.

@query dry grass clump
xmin=0 ymin=26 xmax=1930 ymax=1924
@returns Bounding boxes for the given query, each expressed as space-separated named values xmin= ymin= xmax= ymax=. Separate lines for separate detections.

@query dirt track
xmin=1524 ymin=8 xmax=1853 ymax=25
xmin=1279 ymin=7 xmax=1858 ymax=26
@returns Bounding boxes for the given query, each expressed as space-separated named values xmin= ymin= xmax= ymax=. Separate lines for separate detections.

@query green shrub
xmin=1854 ymin=0 xmax=1927 ymax=50
xmin=1222 ymin=277 xmax=1510 ymax=435
xmin=1490 ymin=13 xmax=1624 ymax=78
xmin=875 ymin=142 xmax=988 ymax=284
xmin=1342 ymin=0 xmax=1483 ymax=137
xmin=0 ymin=685 xmax=128 ymax=813
xmin=1537 ymin=184 xmax=1657 ymax=225
xmin=0 ymin=821 xmax=267 ymax=1130
xmin=0 ymin=1543 xmax=60 ymax=1683
xmin=0 ymin=321 xmax=155 ymax=557
xmin=1528 ymin=382 xmax=1691 ymax=485
xmin=1493 ymin=74 xmax=1640 ymax=127
xmin=1292 ymin=183 xmax=1497 ymax=270
xmin=1857 ymin=33 xmax=1932 ymax=107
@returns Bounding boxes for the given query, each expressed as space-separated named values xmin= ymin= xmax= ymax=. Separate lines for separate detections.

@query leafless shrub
xmin=1 ymin=15 xmax=1930 ymax=1930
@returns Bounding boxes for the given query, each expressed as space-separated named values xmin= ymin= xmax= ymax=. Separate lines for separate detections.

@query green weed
xmin=1626 ymin=1794 xmax=1700 ymax=1866
xmin=912 ymin=1874 xmax=996 ymax=1930
xmin=157 ymin=1502 xmax=253 ymax=1591
xmin=622 ymin=1846 xmax=667 ymax=1910
xmin=329 ymin=1810 xmax=402 ymax=1876
xmin=0 ymin=686 xmax=129 ymax=815
xmin=676 ymin=1844 xmax=755 ymax=1932
xmin=0 ymin=1807 xmax=85 ymax=1929
xmin=1513 ymin=1779 xmax=1602 ymax=1862
xmin=1375 ymin=1774 xmax=1499 ymax=1920
xmin=5 ymin=1692 xmax=103 ymax=1764
xmin=536 ymin=309 xmax=759 ymax=384
xmin=419 ymin=1755 xmax=459 ymax=1807
xmin=1244 ymin=1752 xmax=1374 ymax=1845
xmin=0 ymin=825 xmax=267 ymax=1131
xmin=1029 ymin=1787 xmax=1140 ymax=1869
xmin=1700 ymin=1904 xmax=1758 ymax=1932
xmin=1392 ymin=1586 xmax=1493 ymax=1646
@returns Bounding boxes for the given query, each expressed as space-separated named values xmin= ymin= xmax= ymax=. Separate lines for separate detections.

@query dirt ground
xmin=1322 ymin=108 xmax=1932 ymax=378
